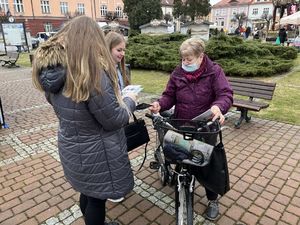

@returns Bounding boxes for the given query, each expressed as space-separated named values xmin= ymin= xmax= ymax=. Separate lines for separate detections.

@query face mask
xmin=182 ymin=63 xmax=200 ymax=72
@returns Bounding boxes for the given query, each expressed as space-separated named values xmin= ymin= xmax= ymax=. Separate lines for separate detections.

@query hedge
xmin=126 ymin=33 xmax=298 ymax=77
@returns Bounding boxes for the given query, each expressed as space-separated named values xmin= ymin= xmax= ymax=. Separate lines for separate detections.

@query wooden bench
xmin=0 ymin=51 xmax=20 ymax=67
xmin=228 ymin=77 xmax=276 ymax=128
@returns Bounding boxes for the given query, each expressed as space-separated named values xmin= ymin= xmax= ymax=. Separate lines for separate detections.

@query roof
xmin=181 ymin=20 xmax=213 ymax=27
xmin=139 ymin=20 xmax=172 ymax=29
xmin=213 ymin=0 xmax=253 ymax=7
xmin=101 ymin=22 xmax=130 ymax=30
xmin=161 ymin=0 xmax=174 ymax=6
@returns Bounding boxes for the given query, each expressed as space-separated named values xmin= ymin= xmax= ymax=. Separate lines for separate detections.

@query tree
xmin=0 ymin=8 xmax=9 ymax=24
xmin=271 ymin=0 xmax=291 ymax=30
xmin=185 ymin=0 xmax=211 ymax=21
xmin=173 ymin=0 xmax=185 ymax=19
xmin=123 ymin=0 xmax=163 ymax=30
xmin=231 ymin=12 xmax=248 ymax=28
xmin=173 ymin=0 xmax=211 ymax=21
xmin=261 ymin=13 xmax=273 ymax=36
xmin=105 ymin=11 xmax=119 ymax=21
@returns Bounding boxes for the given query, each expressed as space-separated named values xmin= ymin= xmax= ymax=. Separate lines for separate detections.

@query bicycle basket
xmin=163 ymin=130 xmax=214 ymax=167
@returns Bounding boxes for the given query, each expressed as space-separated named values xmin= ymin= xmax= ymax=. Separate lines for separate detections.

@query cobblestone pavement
xmin=0 ymin=67 xmax=299 ymax=225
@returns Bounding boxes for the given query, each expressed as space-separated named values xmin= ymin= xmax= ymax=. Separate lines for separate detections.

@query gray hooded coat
xmin=34 ymin=41 xmax=135 ymax=200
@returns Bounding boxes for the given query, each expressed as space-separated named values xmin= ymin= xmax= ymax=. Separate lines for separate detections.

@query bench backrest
xmin=228 ymin=77 xmax=276 ymax=100
xmin=7 ymin=52 xmax=19 ymax=60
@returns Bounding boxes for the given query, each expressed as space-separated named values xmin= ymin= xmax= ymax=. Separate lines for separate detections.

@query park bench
xmin=228 ymin=77 xmax=276 ymax=128
xmin=0 ymin=51 xmax=20 ymax=67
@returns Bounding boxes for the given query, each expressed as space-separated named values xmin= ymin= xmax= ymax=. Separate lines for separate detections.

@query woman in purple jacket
xmin=150 ymin=38 xmax=233 ymax=221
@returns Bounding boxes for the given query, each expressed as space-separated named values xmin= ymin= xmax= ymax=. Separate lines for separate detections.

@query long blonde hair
xmin=105 ymin=31 xmax=130 ymax=86
xmin=33 ymin=16 xmax=122 ymax=104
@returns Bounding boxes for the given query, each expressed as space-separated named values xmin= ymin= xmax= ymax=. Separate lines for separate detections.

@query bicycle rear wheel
xmin=175 ymin=180 xmax=194 ymax=225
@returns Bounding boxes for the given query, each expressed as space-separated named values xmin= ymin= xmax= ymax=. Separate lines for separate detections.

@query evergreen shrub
xmin=126 ymin=33 xmax=298 ymax=77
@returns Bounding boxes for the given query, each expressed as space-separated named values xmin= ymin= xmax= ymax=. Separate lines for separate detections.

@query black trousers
xmin=205 ymin=187 xmax=218 ymax=201
xmin=80 ymin=193 xmax=106 ymax=225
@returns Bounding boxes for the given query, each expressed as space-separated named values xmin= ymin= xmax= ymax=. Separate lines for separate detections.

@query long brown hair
xmin=33 ymin=16 xmax=121 ymax=104
xmin=105 ymin=31 xmax=130 ymax=86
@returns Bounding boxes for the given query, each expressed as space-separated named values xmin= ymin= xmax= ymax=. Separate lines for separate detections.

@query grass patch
xmin=18 ymin=52 xmax=32 ymax=67
xmin=131 ymin=69 xmax=169 ymax=94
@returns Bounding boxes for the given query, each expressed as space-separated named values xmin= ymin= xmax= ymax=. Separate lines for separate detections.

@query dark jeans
xmin=80 ymin=193 xmax=106 ymax=225
xmin=205 ymin=188 xmax=218 ymax=200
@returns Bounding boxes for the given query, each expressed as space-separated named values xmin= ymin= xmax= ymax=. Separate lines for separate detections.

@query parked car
xmin=31 ymin=38 xmax=39 ymax=49
xmin=31 ymin=32 xmax=57 ymax=48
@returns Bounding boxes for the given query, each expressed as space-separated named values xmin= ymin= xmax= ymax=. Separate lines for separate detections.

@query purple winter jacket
xmin=159 ymin=55 xmax=233 ymax=120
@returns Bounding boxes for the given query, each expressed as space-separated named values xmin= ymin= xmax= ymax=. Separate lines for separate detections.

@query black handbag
xmin=124 ymin=112 xmax=150 ymax=152
xmin=191 ymin=131 xmax=230 ymax=196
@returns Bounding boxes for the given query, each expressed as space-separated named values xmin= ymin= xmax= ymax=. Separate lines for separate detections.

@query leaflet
xmin=122 ymin=85 xmax=143 ymax=95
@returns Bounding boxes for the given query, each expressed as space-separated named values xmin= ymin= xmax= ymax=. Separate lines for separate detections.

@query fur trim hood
xmin=34 ymin=39 xmax=66 ymax=71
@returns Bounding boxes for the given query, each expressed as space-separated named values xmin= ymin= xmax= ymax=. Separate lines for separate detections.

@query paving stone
xmin=1 ymin=67 xmax=300 ymax=225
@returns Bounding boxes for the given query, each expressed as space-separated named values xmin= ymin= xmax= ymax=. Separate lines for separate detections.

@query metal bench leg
xmin=235 ymin=108 xmax=250 ymax=128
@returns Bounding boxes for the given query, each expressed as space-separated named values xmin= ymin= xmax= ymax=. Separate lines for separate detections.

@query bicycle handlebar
xmin=145 ymin=112 xmax=221 ymax=135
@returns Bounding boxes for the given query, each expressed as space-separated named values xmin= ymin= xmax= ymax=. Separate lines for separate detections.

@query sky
xmin=210 ymin=0 xmax=221 ymax=6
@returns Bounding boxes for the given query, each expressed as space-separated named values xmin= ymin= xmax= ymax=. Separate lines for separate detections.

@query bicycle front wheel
xmin=175 ymin=182 xmax=194 ymax=225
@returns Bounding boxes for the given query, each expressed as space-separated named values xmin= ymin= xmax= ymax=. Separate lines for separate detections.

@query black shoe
xmin=204 ymin=200 xmax=219 ymax=221
xmin=104 ymin=222 xmax=119 ymax=225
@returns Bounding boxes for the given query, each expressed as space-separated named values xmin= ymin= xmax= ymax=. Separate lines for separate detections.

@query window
xmin=44 ymin=23 xmax=53 ymax=32
xmin=232 ymin=8 xmax=237 ymax=15
xmin=252 ymin=8 xmax=258 ymax=15
xmin=100 ymin=5 xmax=107 ymax=16
xmin=221 ymin=21 xmax=224 ymax=26
xmin=14 ymin=0 xmax=24 ymax=13
xmin=263 ymin=8 xmax=269 ymax=15
xmin=41 ymin=0 xmax=50 ymax=14
xmin=115 ymin=6 xmax=122 ymax=17
xmin=0 ymin=0 xmax=9 ymax=13
xmin=221 ymin=8 xmax=226 ymax=16
xmin=77 ymin=3 xmax=85 ymax=15
xmin=215 ymin=9 xmax=220 ymax=16
xmin=60 ymin=2 xmax=68 ymax=14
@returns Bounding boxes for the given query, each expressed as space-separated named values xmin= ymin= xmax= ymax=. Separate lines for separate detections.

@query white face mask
xmin=182 ymin=63 xmax=200 ymax=72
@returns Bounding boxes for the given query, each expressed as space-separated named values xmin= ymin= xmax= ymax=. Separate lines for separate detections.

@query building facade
xmin=210 ymin=0 xmax=284 ymax=32
xmin=0 ymin=0 xmax=175 ymax=36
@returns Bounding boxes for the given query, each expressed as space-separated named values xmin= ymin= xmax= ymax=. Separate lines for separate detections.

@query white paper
xmin=122 ymin=85 xmax=143 ymax=95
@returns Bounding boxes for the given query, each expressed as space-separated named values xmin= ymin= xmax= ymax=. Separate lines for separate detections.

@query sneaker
xmin=107 ymin=197 xmax=124 ymax=203
xmin=204 ymin=200 xmax=219 ymax=221
xmin=104 ymin=222 xmax=119 ymax=225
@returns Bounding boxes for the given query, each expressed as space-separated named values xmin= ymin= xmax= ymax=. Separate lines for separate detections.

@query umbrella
xmin=280 ymin=11 xmax=300 ymax=25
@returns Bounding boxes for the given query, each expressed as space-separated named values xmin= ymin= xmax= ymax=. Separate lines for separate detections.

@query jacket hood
xmin=34 ymin=39 xmax=67 ymax=71
xmin=39 ymin=65 xmax=66 ymax=93
xmin=34 ymin=40 xmax=67 ymax=93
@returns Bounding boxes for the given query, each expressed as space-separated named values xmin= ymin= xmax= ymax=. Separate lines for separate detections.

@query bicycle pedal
xmin=149 ymin=161 xmax=160 ymax=170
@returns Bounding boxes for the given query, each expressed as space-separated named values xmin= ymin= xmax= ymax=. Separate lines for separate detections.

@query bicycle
xmin=145 ymin=111 xmax=222 ymax=225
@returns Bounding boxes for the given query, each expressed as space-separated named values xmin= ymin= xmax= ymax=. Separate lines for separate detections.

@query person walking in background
xmin=105 ymin=31 xmax=130 ymax=90
xmin=149 ymin=38 xmax=233 ymax=221
xmin=278 ymin=26 xmax=288 ymax=46
xmin=245 ymin=26 xmax=251 ymax=39
xmin=32 ymin=16 xmax=137 ymax=225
